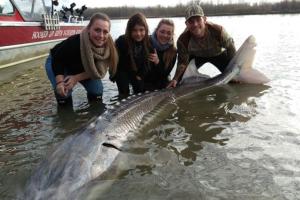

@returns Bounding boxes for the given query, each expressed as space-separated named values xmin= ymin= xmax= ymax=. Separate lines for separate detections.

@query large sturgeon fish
xmin=24 ymin=35 xmax=267 ymax=199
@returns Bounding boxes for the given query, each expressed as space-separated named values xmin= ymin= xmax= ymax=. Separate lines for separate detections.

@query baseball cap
xmin=185 ymin=4 xmax=205 ymax=21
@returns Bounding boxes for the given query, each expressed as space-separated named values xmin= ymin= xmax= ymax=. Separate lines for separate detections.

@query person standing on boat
xmin=167 ymin=3 xmax=236 ymax=88
xmin=148 ymin=19 xmax=177 ymax=90
xmin=113 ymin=12 xmax=157 ymax=98
xmin=45 ymin=12 xmax=118 ymax=105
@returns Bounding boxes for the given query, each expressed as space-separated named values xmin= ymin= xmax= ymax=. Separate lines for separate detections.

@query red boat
xmin=0 ymin=0 xmax=85 ymax=80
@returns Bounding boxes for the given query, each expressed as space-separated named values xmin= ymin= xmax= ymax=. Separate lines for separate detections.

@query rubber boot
xmin=87 ymin=94 xmax=106 ymax=115
xmin=55 ymin=92 xmax=73 ymax=106
xmin=87 ymin=94 xmax=102 ymax=103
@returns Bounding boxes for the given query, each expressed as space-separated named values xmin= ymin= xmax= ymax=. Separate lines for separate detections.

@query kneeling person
xmin=168 ymin=4 xmax=236 ymax=88
xmin=45 ymin=13 xmax=118 ymax=105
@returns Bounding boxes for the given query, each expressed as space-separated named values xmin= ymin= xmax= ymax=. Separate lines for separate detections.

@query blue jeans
xmin=45 ymin=55 xmax=103 ymax=103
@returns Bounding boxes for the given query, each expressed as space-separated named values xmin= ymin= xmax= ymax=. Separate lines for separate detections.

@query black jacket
xmin=115 ymin=35 xmax=154 ymax=79
xmin=147 ymin=48 xmax=177 ymax=89
xmin=50 ymin=34 xmax=84 ymax=76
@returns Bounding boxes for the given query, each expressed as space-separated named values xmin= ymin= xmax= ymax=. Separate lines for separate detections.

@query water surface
xmin=1 ymin=14 xmax=300 ymax=199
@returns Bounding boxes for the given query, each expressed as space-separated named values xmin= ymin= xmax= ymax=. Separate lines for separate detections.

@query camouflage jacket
xmin=174 ymin=22 xmax=235 ymax=80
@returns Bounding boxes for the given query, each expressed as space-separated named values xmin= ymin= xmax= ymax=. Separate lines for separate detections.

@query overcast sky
xmin=67 ymin=0 xmax=282 ymax=8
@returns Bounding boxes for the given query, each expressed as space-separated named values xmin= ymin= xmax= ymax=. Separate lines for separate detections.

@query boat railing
xmin=42 ymin=12 xmax=60 ymax=31
xmin=67 ymin=15 xmax=84 ymax=24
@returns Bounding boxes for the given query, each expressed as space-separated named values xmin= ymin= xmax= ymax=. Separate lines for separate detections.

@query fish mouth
xmin=102 ymin=142 xmax=122 ymax=151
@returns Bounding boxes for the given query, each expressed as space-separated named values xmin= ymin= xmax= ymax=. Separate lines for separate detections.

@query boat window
xmin=0 ymin=0 xmax=14 ymax=15
xmin=12 ymin=0 xmax=47 ymax=21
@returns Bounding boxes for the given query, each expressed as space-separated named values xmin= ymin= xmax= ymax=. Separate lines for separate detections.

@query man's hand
xmin=167 ymin=79 xmax=177 ymax=88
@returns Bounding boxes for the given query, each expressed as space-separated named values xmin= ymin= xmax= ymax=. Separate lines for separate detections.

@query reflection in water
xmin=141 ymin=84 xmax=270 ymax=166
xmin=55 ymin=102 xmax=106 ymax=137
xmin=2 ymin=14 xmax=300 ymax=200
xmin=0 ymin=67 xmax=107 ymax=199
xmin=74 ymin=84 xmax=274 ymax=200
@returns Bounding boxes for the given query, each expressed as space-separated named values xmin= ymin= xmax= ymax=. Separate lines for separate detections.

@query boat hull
xmin=0 ymin=22 xmax=83 ymax=47
xmin=0 ymin=22 xmax=84 ymax=82
xmin=0 ymin=22 xmax=84 ymax=68
xmin=1 ymin=39 xmax=59 ymax=68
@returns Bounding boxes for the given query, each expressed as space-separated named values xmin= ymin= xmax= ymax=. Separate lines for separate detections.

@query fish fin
xmin=180 ymin=59 xmax=210 ymax=84
xmin=234 ymin=68 xmax=270 ymax=84
xmin=228 ymin=35 xmax=257 ymax=71
xmin=231 ymin=35 xmax=270 ymax=84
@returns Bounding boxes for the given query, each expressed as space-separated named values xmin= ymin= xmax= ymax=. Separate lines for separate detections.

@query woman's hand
xmin=55 ymin=75 xmax=78 ymax=96
xmin=64 ymin=76 xmax=78 ymax=90
xmin=136 ymin=75 xmax=142 ymax=81
xmin=148 ymin=49 xmax=159 ymax=65
xmin=56 ymin=82 xmax=68 ymax=97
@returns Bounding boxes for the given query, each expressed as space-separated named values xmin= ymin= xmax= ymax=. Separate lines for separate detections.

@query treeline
xmin=82 ymin=0 xmax=300 ymax=19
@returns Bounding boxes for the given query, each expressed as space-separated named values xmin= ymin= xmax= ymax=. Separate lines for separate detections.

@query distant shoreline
xmin=108 ymin=11 xmax=300 ymax=20
xmin=82 ymin=1 xmax=300 ymax=20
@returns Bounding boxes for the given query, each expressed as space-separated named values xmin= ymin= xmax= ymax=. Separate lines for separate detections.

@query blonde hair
xmin=88 ymin=12 xmax=118 ymax=76
xmin=155 ymin=19 xmax=177 ymax=69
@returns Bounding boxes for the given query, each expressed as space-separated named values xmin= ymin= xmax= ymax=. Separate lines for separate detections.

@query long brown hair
xmin=125 ymin=12 xmax=152 ymax=71
xmin=154 ymin=19 xmax=177 ymax=69
xmin=87 ymin=13 xmax=118 ymax=76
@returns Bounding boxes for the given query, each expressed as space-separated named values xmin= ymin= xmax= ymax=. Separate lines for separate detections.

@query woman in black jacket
xmin=114 ymin=12 xmax=156 ymax=98
xmin=149 ymin=19 xmax=177 ymax=89
xmin=45 ymin=13 xmax=118 ymax=106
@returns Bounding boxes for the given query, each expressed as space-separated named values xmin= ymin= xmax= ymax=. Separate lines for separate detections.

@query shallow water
xmin=1 ymin=14 xmax=300 ymax=199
